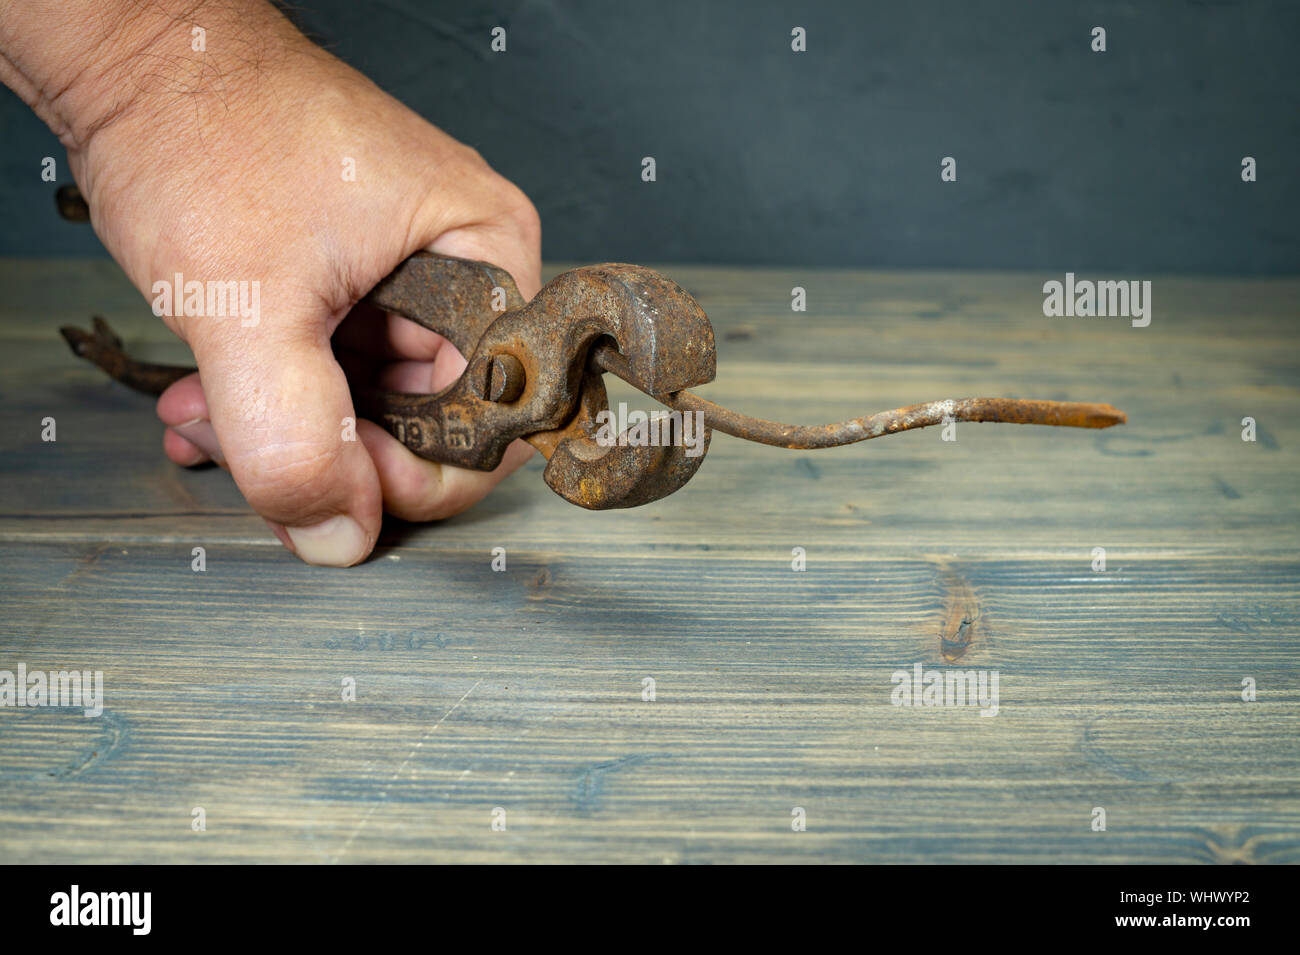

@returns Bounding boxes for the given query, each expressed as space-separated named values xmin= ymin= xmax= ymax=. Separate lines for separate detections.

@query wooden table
xmin=1 ymin=259 xmax=1296 ymax=863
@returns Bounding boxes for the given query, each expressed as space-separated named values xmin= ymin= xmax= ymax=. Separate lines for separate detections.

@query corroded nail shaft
xmin=590 ymin=342 xmax=1125 ymax=449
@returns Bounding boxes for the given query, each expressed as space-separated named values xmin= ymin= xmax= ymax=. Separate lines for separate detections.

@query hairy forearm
xmin=0 ymin=0 xmax=307 ymax=148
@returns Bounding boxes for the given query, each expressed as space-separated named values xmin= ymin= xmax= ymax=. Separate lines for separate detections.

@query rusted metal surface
xmin=355 ymin=252 xmax=718 ymax=507
xmin=55 ymin=184 xmax=91 ymax=222
xmin=59 ymin=252 xmax=1127 ymax=510
xmin=592 ymin=341 xmax=1124 ymax=446
xmin=538 ymin=367 xmax=713 ymax=510
xmin=60 ymin=317 xmax=192 ymax=394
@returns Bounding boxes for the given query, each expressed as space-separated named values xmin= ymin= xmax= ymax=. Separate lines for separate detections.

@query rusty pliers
xmin=62 ymin=252 xmax=722 ymax=509
xmin=61 ymin=251 xmax=1126 ymax=510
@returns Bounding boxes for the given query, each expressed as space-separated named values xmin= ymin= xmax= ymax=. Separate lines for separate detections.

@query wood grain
xmin=0 ymin=259 xmax=1296 ymax=863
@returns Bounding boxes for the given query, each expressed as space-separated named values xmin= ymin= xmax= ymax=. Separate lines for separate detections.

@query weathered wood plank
xmin=0 ymin=540 xmax=1296 ymax=863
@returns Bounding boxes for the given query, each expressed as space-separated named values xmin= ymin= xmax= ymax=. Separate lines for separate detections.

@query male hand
xmin=1 ymin=1 xmax=540 ymax=565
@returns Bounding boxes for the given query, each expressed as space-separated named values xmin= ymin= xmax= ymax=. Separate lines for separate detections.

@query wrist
xmin=0 ymin=0 xmax=307 ymax=151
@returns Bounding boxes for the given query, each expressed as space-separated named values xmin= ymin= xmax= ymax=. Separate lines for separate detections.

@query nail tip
xmin=285 ymin=515 xmax=369 ymax=567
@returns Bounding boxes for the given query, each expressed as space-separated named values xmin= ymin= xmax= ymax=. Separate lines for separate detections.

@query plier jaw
xmin=359 ymin=252 xmax=719 ymax=509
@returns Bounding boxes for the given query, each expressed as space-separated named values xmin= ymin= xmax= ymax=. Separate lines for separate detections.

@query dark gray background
xmin=2 ymin=0 xmax=1296 ymax=273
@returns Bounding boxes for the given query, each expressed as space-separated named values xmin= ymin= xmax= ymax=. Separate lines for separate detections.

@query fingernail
xmin=286 ymin=515 xmax=369 ymax=567
xmin=173 ymin=418 xmax=225 ymax=465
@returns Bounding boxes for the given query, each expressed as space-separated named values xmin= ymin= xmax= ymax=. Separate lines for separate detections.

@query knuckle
xmin=453 ymin=143 xmax=488 ymax=170
xmin=508 ymin=192 xmax=541 ymax=246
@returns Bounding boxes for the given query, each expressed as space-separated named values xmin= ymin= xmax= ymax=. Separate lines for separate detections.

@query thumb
xmin=182 ymin=312 xmax=383 ymax=567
